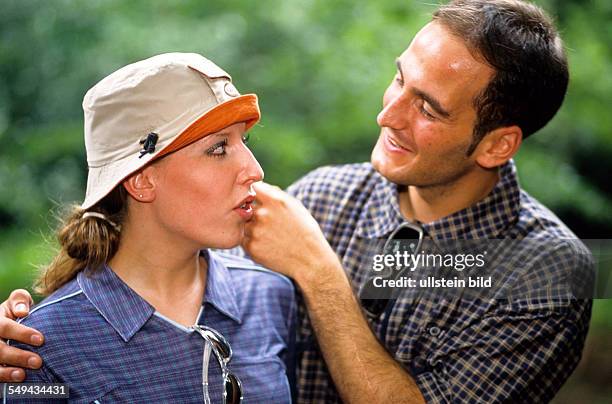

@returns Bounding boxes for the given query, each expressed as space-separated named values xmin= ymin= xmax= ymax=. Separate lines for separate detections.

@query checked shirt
xmin=287 ymin=160 xmax=593 ymax=403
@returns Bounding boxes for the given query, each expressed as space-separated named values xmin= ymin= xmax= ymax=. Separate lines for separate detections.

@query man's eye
xmin=242 ymin=133 xmax=250 ymax=144
xmin=394 ymin=74 xmax=404 ymax=86
xmin=416 ymin=99 xmax=436 ymax=120
xmin=420 ymin=106 xmax=435 ymax=119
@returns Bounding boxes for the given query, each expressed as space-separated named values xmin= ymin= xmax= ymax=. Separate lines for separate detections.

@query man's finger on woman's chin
xmin=0 ymin=366 xmax=26 ymax=382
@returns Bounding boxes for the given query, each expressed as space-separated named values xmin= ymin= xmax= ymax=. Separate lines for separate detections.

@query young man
xmin=0 ymin=1 xmax=593 ymax=402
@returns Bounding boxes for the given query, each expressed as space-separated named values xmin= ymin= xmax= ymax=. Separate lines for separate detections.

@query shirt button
xmin=428 ymin=326 xmax=441 ymax=337
xmin=427 ymin=356 xmax=444 ymax=373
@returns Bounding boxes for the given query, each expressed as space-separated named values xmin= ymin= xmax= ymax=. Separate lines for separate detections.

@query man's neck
xmin=399 ymin=167 xmax=500 ymax=224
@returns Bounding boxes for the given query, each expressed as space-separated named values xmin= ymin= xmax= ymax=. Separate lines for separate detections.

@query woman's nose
xmin=239 ymin=147 xmax=264 ymax=185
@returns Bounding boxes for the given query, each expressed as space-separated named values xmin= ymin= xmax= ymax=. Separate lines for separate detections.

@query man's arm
xmin=0 ymin=289 xmax=44 ymax=382
xmin=243 ymin=182 xmax=426 ymax=403
xmin=299 ymin=257 xmax=426 ymax=403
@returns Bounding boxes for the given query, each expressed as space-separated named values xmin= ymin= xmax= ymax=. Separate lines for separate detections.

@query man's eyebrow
xmin=395 ymin=58 xmax=404 ymax=82
xmin=395 ymin=58 xmax=452 ymax=119
xmin=413 ymin=88 xmax=451 ymax=118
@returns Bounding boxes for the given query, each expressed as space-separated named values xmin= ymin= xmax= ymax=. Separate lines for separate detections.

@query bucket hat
xmin=81 ymin=52 xmax=260 ymax=209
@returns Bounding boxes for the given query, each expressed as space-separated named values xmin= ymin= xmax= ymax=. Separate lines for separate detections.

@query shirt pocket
xmin=75 ymin=379 xmax=135 ymax=404
xmin=233 ymin=357 xmax=292 ymax=403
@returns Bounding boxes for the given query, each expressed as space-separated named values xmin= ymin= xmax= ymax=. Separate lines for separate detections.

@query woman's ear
xmin=123 ymin=166 xmax=156 ymax=203
xmin=474 ymin=125 xmax=522 ymax=169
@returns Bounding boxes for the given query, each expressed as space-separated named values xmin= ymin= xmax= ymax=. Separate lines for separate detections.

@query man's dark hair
xmin=433 ymin=0 xmax=569 ymax=154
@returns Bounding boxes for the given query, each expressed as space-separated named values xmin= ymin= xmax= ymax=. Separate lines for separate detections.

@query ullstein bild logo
xmin=372 ymin=275 xmax=492 ymax=289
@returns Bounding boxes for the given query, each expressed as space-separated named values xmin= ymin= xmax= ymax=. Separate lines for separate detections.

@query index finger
xmin=253 ymin=182 xmax=284 ymax=204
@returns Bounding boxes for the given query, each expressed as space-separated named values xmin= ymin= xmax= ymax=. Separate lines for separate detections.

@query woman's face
xmin=146 ymin=122 xmax=264 ymax=249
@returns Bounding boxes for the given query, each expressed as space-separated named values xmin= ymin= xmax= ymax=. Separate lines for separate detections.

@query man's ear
xmin=474 ymin=125 xmax=522 ymax=169
xmin=123 ymin=166 xmax=157 ymax=203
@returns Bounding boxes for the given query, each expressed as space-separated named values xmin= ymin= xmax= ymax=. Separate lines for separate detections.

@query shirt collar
xmin=425 ymin=160 xmax=521 ymax=239
xmin=78 ymin=266 xmax=155 ymax=343
xmin=355 ymin=170 xmax=405 ymax=239
xmin=78 ymin=250 xmax=242 ymax=343
xmin=202 ymin=250 xmax=242 ymax=324
xmin=355 ymin=160 xmax=521 ymax=240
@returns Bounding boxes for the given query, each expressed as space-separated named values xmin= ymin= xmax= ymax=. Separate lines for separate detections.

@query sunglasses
xmin=358 ymin=222 xmax=424 ymax=318
xmin=193 ymin=325 xmax=243 ymax=404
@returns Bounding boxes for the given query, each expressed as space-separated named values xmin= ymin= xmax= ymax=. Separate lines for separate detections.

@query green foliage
xmin=0 ymin=0 xmax=610 ymax=234
xmin=0 ymin=1 xmax=610 ymax=400
xmin=0 ymin=229 xmax=53 ymax=299
xmin=0 ymin=0 xmax=609 ymax=268
xmin=1 ymin=0 xmax=610 ymax=290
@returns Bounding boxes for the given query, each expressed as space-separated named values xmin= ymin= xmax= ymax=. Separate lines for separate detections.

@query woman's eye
xmin=242 ymin=133 xmax=250 ymax=144
xmin=207 ymin=140 xmax=227 ymax=156
xmin=211 ymin=145 xmax=225 ymax=155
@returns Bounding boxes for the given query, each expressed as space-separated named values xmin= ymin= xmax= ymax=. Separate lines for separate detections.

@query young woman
xmin=3 ymin=53 xmax=295 ymax=403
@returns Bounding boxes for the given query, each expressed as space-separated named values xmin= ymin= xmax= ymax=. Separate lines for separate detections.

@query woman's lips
xmin=234 ymin=195 xmax=255 ymax=220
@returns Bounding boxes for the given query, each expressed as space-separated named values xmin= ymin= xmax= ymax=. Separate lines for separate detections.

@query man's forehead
xmin=396 ymin=21 xmax=493 ymax=108
xmin=400 ymin=22 xmax=487 ymax=74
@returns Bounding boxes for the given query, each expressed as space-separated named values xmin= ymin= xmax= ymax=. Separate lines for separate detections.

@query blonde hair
xmin=35 ymin=187 xmax=127 ymax=296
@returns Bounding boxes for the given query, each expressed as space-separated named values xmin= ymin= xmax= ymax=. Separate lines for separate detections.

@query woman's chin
xmin=194 ymin=224 xmax=245 ymax=251
xmin=208 ymin=232 xmax=244 ymax=250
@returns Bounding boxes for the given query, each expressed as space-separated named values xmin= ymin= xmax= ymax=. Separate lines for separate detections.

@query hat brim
xmin=81 ymin=93 xmax=260 ymax=210
xmin=156 ymin=93 xmax=260 ymax=158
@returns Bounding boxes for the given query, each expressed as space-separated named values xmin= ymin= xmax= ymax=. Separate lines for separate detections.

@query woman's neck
xmin=108 ymin=220 xmax=208 ymax=327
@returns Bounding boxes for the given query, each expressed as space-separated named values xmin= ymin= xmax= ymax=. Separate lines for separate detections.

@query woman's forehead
xmin=194 ymin=121 xmax=247 ymax=143
xmin=165 ymin=122 xmax=248 ymax=159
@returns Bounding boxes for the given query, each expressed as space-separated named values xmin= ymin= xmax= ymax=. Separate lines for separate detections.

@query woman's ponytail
xmin=35 ymin=187 xmax=126 ymax=296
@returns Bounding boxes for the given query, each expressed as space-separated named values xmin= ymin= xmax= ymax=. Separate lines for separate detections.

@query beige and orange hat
xmin=81 ymin=52 xmax=260 ymax=209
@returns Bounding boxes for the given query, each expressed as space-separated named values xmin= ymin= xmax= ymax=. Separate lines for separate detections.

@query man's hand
xmin=0 ymin=289 xmax=44 ymax=381
xmin=243 ymin=182 xmax=425 ymax=403
xmin=242 ymin=182 xmax=343 ymax=285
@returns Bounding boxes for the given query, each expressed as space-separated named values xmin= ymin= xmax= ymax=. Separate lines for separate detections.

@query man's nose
xmin=377 ymin=91 xmax=410 ymax=130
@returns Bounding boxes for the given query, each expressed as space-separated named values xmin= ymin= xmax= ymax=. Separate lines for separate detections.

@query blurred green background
xmin=1 ymin=0 xmax=610 ymax=401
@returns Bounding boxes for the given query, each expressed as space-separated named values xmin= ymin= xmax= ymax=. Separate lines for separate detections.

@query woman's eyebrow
xmin=201 ymin=131 xmax=230 ymax=142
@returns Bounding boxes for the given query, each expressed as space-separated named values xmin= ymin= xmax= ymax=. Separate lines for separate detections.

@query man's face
xmin=371 ymin=22 xmax=494 ymax=187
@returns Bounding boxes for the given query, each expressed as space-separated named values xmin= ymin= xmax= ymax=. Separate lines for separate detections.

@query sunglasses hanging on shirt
xmin=193 ymin=325 xmax=243 ymax=404
xmin=358 ymin=222 xmax=424 ymax=318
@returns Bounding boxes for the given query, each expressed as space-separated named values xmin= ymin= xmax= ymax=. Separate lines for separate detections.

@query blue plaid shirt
xmin=287 ymin=160 xmax=593 ymax=403
xmin=5 ymin=251 xmax=296 ymax=403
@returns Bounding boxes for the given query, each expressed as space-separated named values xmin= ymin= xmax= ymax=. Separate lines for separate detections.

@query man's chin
xmin=372 ymin=147 xmax=409 ymax=185
xmin=371 ymin=156 xmax=411 ymax=186
xmin=370 ymin=141 xmax=387 ymax=174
